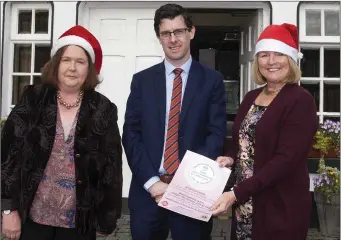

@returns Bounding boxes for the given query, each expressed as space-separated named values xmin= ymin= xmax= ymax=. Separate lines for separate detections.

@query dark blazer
xmin=226 ymin=83 xmax=318 ymax=240
xmin=1 ymin=84 xmax=123 ymax=235
xmin=122 ymin=60 xmax=227 ymax=210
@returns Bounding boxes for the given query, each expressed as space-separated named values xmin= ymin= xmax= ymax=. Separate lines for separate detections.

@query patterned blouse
xmin=234 ymin=104 xmax=267 ymax=240
xmin=30 ymin=108 xmax=79 ymax=228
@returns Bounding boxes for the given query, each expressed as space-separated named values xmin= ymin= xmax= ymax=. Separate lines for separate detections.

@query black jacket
xmin=1 ymin=84 xmax=123 ymax=235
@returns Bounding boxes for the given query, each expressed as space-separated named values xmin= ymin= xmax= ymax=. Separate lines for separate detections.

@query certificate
xmin=158 ymin=150 xmax=231 ymax=222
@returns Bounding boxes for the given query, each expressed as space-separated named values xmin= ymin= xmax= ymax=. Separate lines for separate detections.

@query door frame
xmin=77 ymin=1 xmax=272 ymax=27
xmin=77 ymin=1 xmax=272 ymax=102
xmin=239 ymin=9 xmax=266 ymax=101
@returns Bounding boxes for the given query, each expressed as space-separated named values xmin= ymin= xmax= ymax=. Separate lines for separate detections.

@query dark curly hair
xmin=154 ymin=4 xmax=193 ymax=37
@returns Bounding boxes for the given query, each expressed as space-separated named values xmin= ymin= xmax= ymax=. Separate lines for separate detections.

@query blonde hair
xmin=251 ymin=55 xmax=301 ymax=85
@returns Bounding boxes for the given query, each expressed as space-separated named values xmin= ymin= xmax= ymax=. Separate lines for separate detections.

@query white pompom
xmin=297 ymin=52 xmax=303 ymax=59
xmin=98 ymin=74 xmax=104 ymax=82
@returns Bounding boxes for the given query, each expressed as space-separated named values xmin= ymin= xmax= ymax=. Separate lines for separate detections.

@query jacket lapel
xmin=154 ymin=62 xmax=167 ymax=127
xmin=180 ymin=60 xmax=202 ymax=126
xmin=40 ymin=86 xmax=58 ymax=145
xmin=75 ymin=90 xmax=93 ymax=137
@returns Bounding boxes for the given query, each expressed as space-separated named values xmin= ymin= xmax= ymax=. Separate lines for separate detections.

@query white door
xmin=88 ymin=8 xmax=164 ymax=118
xmin=239 ymin=9 xmax=265 ymax=101
xmin=87 ymin=8 xmax=164 ymax=197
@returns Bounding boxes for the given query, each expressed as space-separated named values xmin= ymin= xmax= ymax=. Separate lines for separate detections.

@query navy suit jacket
xmin=122 ymin=60 xmax=227 ymax=210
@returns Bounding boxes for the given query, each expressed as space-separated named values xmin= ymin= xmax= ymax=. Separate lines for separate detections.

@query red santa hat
xmin=50 ymin=25 xmax=103 ymax=80
xmin=255 ymin=23 xmax=303 ymax=63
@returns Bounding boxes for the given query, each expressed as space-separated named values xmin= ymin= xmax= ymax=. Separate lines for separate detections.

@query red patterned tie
xmin=163 ymin=68 xmax=183 ymax=175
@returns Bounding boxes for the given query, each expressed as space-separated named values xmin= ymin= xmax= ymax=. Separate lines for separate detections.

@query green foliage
xmin=0 ymin=118 xmax=6 ymax=128
xmin=336 ymin=137 xmax=340 ymax=158
xmin=313 ymin=120 xmax=340 ymax=157
xmin=313 ymin=131 xmax=333 ymax=156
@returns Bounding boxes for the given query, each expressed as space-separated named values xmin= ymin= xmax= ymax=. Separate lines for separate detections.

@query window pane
xmin=301 ymin=49 xmax=320 ymax=77
xmin=33 ymin=76 xmax=42 ymax=85
xmin=324 ymin=49 xmax=340 ymax=78
xmin=306 ymin=11 xmax=321 ymax=36
xmin=35 ymin=10 xmax=49 ymax=33
xmin=324 ymin=83 xmax=340 ymax=112
xmin=301 ymin=82 xmax=320 ymax=109
xmin=12 ymin=76 xmax=30 ymax=105
xmin=34 ymin=45 xmax=51 ymax=73
xmin=323 ymin=116 xmax=340 ymax=122
xmin=13 ymin=44 xmax=32 ymax=73
xmin=325 ymin=11 xmax=340 ymax=36
xmin=18 ymin=10 xmax=32 ymax=34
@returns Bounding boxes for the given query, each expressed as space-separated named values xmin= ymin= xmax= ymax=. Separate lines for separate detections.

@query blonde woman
xmin=211 ymin=23 xmax=318 ymax=240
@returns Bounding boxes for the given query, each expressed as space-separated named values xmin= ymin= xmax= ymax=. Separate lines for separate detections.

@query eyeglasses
xmin=159 ymin=28 xmax=190 ymax=40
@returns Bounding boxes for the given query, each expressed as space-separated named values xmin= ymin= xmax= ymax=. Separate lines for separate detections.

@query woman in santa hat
xmin=211 ymin=23 xmax=318 ymax=240
xmin=1 ymin=25 xmax=122 ymax=240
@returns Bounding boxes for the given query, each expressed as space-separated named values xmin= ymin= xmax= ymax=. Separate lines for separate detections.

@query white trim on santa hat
xmin=255 ymin=38 xmax=303 ymax=63
xmin=50 ymin=35 xmax=95 ymax=63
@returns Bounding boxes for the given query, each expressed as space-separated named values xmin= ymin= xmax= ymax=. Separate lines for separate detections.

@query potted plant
xmin=310 ymin=120 xmax=340 ymax=158
xmin=312 ymin=120 xmax=340 ymax=237
xmin=313 ymin=159 xmax=340 ymax=237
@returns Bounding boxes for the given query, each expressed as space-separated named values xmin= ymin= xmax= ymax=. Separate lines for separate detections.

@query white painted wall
xmin=52 ymin=2 xmax=78 ymax=44
xmin=0 ymin=1 xmax=3 ymax=115
xmin=0 ymin=1 xmax=3 ymax=78
xmin=1 ymin=2 xmax=12 ymax=117
xmin=271 ymin=2 xmax=299 ymax=24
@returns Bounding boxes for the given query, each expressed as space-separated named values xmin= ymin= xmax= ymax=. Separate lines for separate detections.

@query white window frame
xmin=2 ymin=3 xmax=52 ymax=117
xmin=10 ymin=4 xmax=52 ymax=41
xmin=299 ymin=3 xmax=340 ymax=43
xmin=299 ymin=3 xmax=340 ymax=124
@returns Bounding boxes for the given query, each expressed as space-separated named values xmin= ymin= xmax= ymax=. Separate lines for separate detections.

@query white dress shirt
xmin=144 ymin=56 xmax=193 ymax=191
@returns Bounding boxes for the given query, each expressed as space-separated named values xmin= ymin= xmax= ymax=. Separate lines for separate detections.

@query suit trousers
xmin=20 ymin=218 xmax=96 ymax=240
xmin=130 ymin=199 xmax=213 ymax=240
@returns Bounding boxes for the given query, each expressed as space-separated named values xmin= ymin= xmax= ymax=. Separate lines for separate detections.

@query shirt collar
xmin=164 ymin=56 xmax=192 ymax=76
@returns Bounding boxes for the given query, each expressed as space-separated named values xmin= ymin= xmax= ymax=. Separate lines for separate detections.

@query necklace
xmin=263 ymin=85 xmax=285 ymax=95
xmin=57 ymin=91 xmax=83 ymax=109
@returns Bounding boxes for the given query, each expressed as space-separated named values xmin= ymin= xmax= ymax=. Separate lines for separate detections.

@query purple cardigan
xmin=227 ymin=83 xmax=318 ymax=240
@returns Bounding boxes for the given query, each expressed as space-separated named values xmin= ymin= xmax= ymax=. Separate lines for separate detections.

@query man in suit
xmin=122 ymin=3 xmax=227 ymax=240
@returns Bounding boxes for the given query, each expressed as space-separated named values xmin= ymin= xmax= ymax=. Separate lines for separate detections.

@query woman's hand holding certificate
xmin=158 ymin=151 xmax=231 ymax=221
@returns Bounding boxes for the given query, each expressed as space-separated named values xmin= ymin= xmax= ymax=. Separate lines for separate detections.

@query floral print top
xmin=30 ymin=108 xmax=79 ymax=228
xmin=234 ymin=104 xmax=267 ymax=240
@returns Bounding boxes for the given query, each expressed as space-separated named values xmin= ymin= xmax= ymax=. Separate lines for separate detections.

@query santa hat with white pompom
xmin=50 ymin=25 xmax=103 ymax=81
xmin=255 ymin=23 xmax=303 ymax=64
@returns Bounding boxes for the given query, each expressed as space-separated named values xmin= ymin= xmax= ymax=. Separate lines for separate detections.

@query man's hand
xmin=148 ymin=181 xmax=168 ymax=203
xmin=2 ymin=210 xmax=21 ymax=240
xmin=211 ymin=191 xmax=236 ymax=216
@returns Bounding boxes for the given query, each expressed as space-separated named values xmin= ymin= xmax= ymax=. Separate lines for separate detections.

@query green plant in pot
xmin=313 ymin=160 xmax=340 ymax=237
xmin=313 ymin=120 xmax=340 ymax=237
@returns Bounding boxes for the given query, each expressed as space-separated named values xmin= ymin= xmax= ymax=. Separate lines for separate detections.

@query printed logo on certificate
xmin=184 ymin=162 xmax=223 ymax=191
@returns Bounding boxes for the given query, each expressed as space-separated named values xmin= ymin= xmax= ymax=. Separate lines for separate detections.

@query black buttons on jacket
xmin=77 ymin=180 xmax=83 ymax=184
xmin=75 ymin=153 xmax=81 ymax=158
